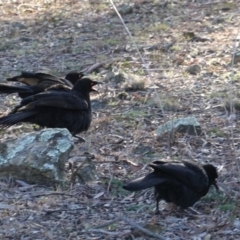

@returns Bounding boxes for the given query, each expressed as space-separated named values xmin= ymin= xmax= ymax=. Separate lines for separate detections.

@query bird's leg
xmin=155 ymin=200 xmax=160 ymax=215
xmin=73 ymin=135 xmax=85 ymax=143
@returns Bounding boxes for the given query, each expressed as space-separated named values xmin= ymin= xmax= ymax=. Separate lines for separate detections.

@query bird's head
xmin=203 ymin=164 xmax=219 ymax=191
xmin=65 ymin=72 xmax=85 ymax=85
xmin=73 ymin=78 xmax=102 ymax=93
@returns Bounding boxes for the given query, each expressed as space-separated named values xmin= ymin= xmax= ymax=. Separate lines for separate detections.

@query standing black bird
xmin=0 ymin=78 xmax=100 ymax=138
xmin=123 ymin=160 xmax=218 ymax=213
xmin=0 ymin=71 xmax=84 ymax=98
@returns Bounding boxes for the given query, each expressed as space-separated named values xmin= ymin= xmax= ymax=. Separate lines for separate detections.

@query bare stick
xmin=31 ymin=192 xmax=74 ymax=198
xmin=89 ymin=215 xmax=163 ymax=239
xmin=44 ymin=207 xmax=85 ymax=214
xmin=93 ymin=217 xmax=122 ymax=229
xmin=228 ymin=26 xmax=240 ymax=177
xmin=109 ymin=0 xmax=164 ymax=116
xmin=120 ymin=215 xmax=164 ymax=240
xmin=86 ymin=229 xmax=122 ymax=236
xmin=81 ymin=59 xmax=120 ymax=74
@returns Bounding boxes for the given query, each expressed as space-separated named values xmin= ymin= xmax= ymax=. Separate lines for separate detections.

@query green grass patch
xmin=105 ymin=178 xmax=129 ymax=196
xmin=218 ymin=203 xmax=235 ymax=211
xmin=150 ymin=23 xmax=169 ymax=31
xmin=106 ymin=38 xmax=122 ymax=46
xmin=202 ymin=191 xmax=235 ymax=213
xmin=108 ymin=99 xmax=119 ymax=106
xmin=124 ymin=109 xmax=146 ymax=119
xmin=224 ymin=98 xmax=240 ymax=111
xmin=207 ymin=128 xmax=225 ymax=137
xmin=125 ymin=204 xmax=150 ymax=213
xmin=209 ymin=91 xmax=228 ymax=99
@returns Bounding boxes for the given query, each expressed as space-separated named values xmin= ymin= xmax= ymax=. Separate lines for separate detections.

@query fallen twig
xmin=93 ymin=217 xmax=122 ymax=229
xmin=89 ymin=215 xmax=164 ymax=239
xmin=31 ymin=192 xmax=74 ymax=198
xmin=81 ymin=59 xmax=116 ymax=74
xmin=120 ymin=215 xmax=164 ymax=240
xmin=86 ymin=229 xmax=121 ymax=236
xmin=44 ymin=207 xmax=85 ymax=214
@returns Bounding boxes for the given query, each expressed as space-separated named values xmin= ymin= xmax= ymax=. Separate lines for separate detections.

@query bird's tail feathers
xmin=6 ymin=71 xmax=35 ymax=81
xmin=0 ymin=112 xmax=35 ymax=129
xmin=123 ymin=172 xmax=165 ymax=191
xmin=0 ymin=85 xmax=33 ymax=95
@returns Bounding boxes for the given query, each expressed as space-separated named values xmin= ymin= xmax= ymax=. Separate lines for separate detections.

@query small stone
xmin=234 ymin=219 xmax=240 ymax=227
xmin=133 ymin=143 xmax=154 ymax=155
xmin=19 ymin=37 xmax=32 ymax=42
xmin=11 ymin=22 xmax=26 ymax=29
xmin=212 ymin=17 xmax=225 ymax=24
xmin=117 ymin=92 xmax=129 ymax=100
xmin=232 ymin=52 xmax=240 ymax=64
xmin=105 ymin=71 xmax=125 ymax=83
xmin=118 ymin=4 xmax=133 ymax=15
xmin=185 ymin=64 xmax=201 ymax=75
xmin=157 ymin=117 xmax=202 ymax=139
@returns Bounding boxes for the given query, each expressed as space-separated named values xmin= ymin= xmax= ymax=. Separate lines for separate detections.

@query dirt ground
xmin=0 ymin=0 xmax=240 ymax=239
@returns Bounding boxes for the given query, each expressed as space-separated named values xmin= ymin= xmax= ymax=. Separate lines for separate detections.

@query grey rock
xmin=0 ymin=128 xmax=74 ymax=185
xmin=212 ymin=17 xmax=225 ymax=25
xmin=118 ymin=4 xmax=133 ymax=15
xmin=124 ymin=78 xmax=145 ymax=91
xmin=11 ymin=22 xmax=26 ymax=29
xmin=133 ymin=143 xmax=154 ymax=155
xmin=157 ymin=117 xmax=202 ymax=138
xmin=105 ymin=71 xmax=125 ymax=84
xmin=232 ymin=52 xmax=240 ymax=64
xmin=185 ymin=64 xmax=201 ymax=75
xmin=19 ymin=37 xmax=32 ymax=42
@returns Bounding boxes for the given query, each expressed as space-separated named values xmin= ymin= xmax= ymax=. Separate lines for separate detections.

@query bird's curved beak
xmin=79 ymin=72 xmax=85 ymax=79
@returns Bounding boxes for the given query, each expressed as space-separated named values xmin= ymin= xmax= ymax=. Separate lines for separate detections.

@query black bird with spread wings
xmin=0 ymin=71 xmax=84 ymax=98
xmin=123 ymin=160 xmax=218 ymax=213
xmin=0 ymin=78 xmax=100 ymax=138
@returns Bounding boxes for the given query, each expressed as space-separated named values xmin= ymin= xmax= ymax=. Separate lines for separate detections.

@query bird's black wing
xmin=34 ymin=72 xmax=63 ymax=81
xmin=58 ymin=77 xmax=74 ymax=87
xmin=7 ymin=72 xmax=65 ymax=86
xmin=7 ymin=71 xmax=42 ymax=85
xmin=149 ymin=160 xmax=208 ymax=192
xmin=46 ymin=84 xmax=72 ymax=92
xmin=19 ymin=91 xmax=89 ymax=111
xmin=123 ymin=172 xmax=166 ymax=191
